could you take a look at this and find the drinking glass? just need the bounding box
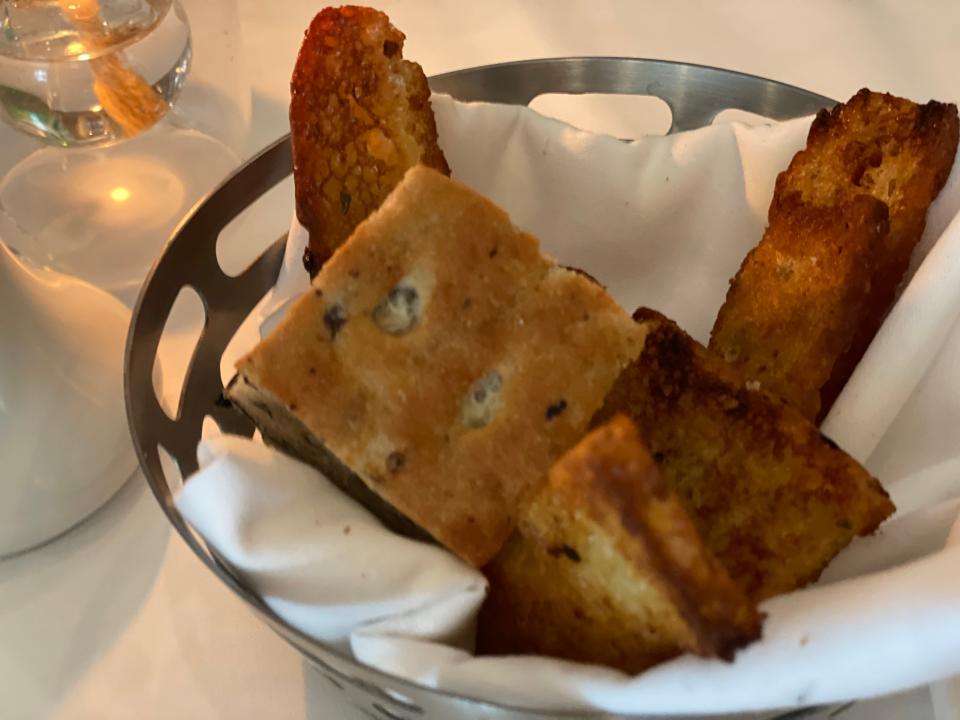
[0,0,250,301]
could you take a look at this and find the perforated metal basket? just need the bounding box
[124,58,840,720]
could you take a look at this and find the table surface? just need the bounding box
[3,1,959,718]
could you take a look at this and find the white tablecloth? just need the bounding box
[2,1,959,718]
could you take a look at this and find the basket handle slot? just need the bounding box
[216,176,295,278]
[126,136,292,493]
[528,92,673,138]
[428,56,833,133]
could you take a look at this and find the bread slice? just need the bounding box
[479,415,762,673]
[229,166,647,568]
[711,89,958,420]
[594,309,895,601]
[708,194,888,420]
[290,6,450,273]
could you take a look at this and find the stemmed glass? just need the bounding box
[0,0,250,300]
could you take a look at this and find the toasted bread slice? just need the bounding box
[230,167,647,568]
[291,6,450,273]
[479,415,762,673]
[711,90,958,420]
[709,195,888,420]
[594,309,895,601]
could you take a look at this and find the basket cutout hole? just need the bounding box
[201,415,223,442]
[713,108,775,128]
[217,174,294,277]
[153,285,206,420]
[157,443,184,493]
[219,300,262,388]
[529,93,672,139]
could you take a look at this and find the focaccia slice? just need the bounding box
[479,416,762,673]
[709,195,888,420]
[711,89,958,420]
[230,167,646,567]
[291,6,450,273]
[595,308,895,601]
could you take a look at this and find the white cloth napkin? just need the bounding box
[177,95,960,715]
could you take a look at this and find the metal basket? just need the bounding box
[125,58,839,720]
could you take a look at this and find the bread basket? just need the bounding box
[124,57,841,720]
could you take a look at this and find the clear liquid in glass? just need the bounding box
[0,0,191,146]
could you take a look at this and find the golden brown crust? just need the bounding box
[710,194,888,420]
[798,90,959,416]
[479,416,762,673]
[710,89,958,420]
[594,309,895,601]
[234,167,646,568]
[290,6,450,272]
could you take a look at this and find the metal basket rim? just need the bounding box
[428,54,835,105]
